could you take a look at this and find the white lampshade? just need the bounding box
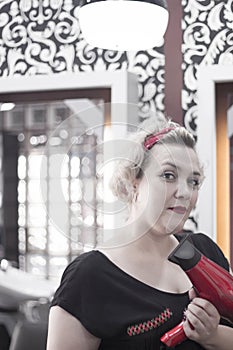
[78,0,169,51]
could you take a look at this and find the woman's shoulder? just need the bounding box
[72,250,101,266]
[51,250,109,306]
[51,250,118,338]
[63,250,105,278]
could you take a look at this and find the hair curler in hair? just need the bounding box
[160,234,233,347]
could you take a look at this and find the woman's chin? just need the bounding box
[164,223,185,235]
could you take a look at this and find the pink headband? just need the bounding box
[144,127,176,150]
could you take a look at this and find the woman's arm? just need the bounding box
[201,325,233,350]
[46,306,101,350]
[183,297,233,350]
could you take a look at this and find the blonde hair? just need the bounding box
[109,116,197,203]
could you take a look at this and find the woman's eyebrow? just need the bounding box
[193,171,202,176]
[162,161,201,176]
[162,161,177,169]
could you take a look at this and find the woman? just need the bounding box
[46,117,233,350]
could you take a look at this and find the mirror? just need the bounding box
[0,72,138,280]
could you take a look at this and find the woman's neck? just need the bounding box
[126,230,179,261]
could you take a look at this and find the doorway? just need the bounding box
[197,66,233,267]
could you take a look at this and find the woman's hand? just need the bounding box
[183,290,221,347]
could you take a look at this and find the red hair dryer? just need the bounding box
[160,234,233,347]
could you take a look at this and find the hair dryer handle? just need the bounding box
[160,320,187,347]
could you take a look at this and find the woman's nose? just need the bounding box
[174,180,191,199]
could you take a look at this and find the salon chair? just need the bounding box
[9,320,48,350]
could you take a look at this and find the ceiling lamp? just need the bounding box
[78,0,169,51]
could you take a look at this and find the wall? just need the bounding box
[1,1,232,125]
[181,0,233,231]
[0,0,166,120]
[182,0,233,137]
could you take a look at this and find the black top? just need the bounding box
[51,233,232,349]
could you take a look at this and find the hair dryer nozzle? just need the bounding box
[168,234,201,271]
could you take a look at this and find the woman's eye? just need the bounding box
[161,172,176,181]
[188,178,200,189]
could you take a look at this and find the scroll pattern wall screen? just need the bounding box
[0,0,166,119]
[182,0,233,137]
[0,2,232,132]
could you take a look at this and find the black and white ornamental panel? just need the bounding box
[0,0,166,119]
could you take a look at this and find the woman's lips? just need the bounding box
[168,206,186,214]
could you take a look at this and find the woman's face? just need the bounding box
[134,143,202,236]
